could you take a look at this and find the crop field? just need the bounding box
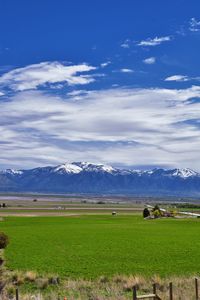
[1,214,200,279]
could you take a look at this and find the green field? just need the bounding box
[1,215,200,279]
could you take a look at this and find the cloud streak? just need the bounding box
[165,75,200,82]
[0,61,96,91]
[138,36,172,46]
[1,86,200,169]
[120,39,130,48]
[189,17,200,32]
[165,75,189,82]
[120,68,134,73]
[143,57,156,64]
[100,61,111,68]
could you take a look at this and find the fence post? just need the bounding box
[153,283,157,298]
[133,285,137,300]
[195,278,199,300]
[169,282,173,300]
[16,288,19,300]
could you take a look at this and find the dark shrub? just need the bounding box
[97,201,105,204]
[0,232,9,249]
[143,208,150,218]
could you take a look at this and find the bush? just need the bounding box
[36,277,49,289]
[153,209,161,218]
[97,201,105,204]
[143,208,150,218]
[0,232,9,249]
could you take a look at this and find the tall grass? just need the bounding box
[0,273,199,300]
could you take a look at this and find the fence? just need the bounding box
[10,277,200,300]
[132,278,199,300]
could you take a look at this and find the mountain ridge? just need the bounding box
[0,162,200,196]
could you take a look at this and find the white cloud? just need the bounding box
[1,86,200,169]
[0,61,96,91]
[189,17,200,32]
[138,36,172,46]
[100,61,111,68]
[143,57,156,64]
[120,68,134,73]
[165,75,200,82]
[120,39,130,48]
[0,91,4,96]
[165,75,189,82]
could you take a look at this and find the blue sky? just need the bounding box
[1,0,200,170]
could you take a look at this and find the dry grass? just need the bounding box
[24,271,38,283]
[0,274,199,299]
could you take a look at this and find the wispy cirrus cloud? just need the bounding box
[120,68,134,73]
[100,61,111,68]
[189,17,200,32]
[143,57,156,64]
[165,75,200,82]
[1,86,200,169]
[176,18,200,36]
[0,61,96,91]
[165,75,189,82]
[138,36,172,46]
[120,39,130,48]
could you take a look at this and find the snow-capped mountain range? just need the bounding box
[0,162,200,196]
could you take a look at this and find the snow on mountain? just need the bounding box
[53,163,82,174]
[71,162,117,173]
[0,169,23,175]
[170,168,199,178]
[140,168,199,178]
[50,162,117,174]
[0,164,199,178]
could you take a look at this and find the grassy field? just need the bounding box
[1,215,200,279]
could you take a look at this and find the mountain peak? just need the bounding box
[72,162,117,173]
[171,168,198,178]
[53,163,82,174]
[52,162,117,174]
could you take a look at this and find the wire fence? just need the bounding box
[7,277,200,300]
